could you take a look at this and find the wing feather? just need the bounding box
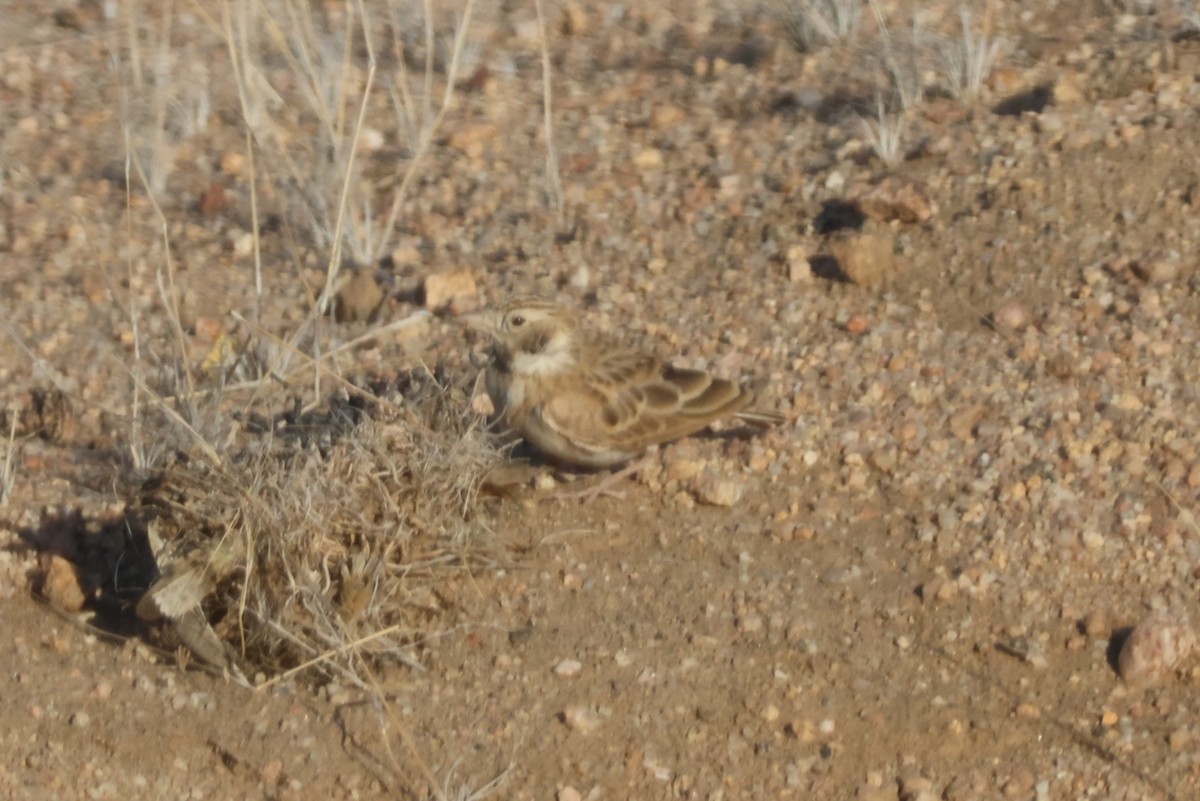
[564,350,759,452]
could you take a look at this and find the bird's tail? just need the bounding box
[734,409,787,428]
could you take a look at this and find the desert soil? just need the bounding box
[3,0,1200,799]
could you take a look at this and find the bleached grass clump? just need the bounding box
[774,0,863,52]
[139,368,502,687]
[939,8,1003,101]
[858,97,906,168]
[113,3,214,200]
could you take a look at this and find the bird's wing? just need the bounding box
[541,350,754,452]
[524,382,637,467]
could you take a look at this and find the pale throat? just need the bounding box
[510,330,575,378]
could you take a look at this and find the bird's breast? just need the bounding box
[503,375,526,413]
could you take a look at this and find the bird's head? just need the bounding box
[470,297,579,376]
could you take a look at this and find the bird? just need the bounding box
[470,296,785,474]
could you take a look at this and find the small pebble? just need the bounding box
[1082,610,1109,638]
[692,474,743,507]
[1169,728,1191,751]
[787,245,813,283]
[850,177,937,223]
[423,269,479,314]
[562,705,601,733]
[993,301,1030,331]
[832,232,896,288]
[845,314,871,335]
[1131,250,1181,284]
[1015,702,1040,719]
[553,658,583,677]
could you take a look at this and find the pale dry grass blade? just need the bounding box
[534,0,563,215]
[377,0,478,261]
[1,406,17,506]
[216,1,267,321]
[255,621,418,690]
[314,2,378,321]
[859,97,906,167]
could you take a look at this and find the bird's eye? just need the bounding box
[510,314,525,327]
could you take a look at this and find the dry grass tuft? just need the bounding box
[858,96,906,167]
[773,0,862,52]
[133,366,502,687]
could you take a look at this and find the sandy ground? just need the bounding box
[3,0,1200,798]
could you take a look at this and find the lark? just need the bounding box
[471,297,784,485]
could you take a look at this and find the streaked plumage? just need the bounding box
[473,297,785,468]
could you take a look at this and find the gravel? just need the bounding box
[4,0,1200,798]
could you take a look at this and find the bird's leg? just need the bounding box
[547,453,657,504]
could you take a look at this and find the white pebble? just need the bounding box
[693,475,744,507]
[554,658,583,677]
[562,705,601,733]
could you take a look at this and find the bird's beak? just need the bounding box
[463,310,500,338]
